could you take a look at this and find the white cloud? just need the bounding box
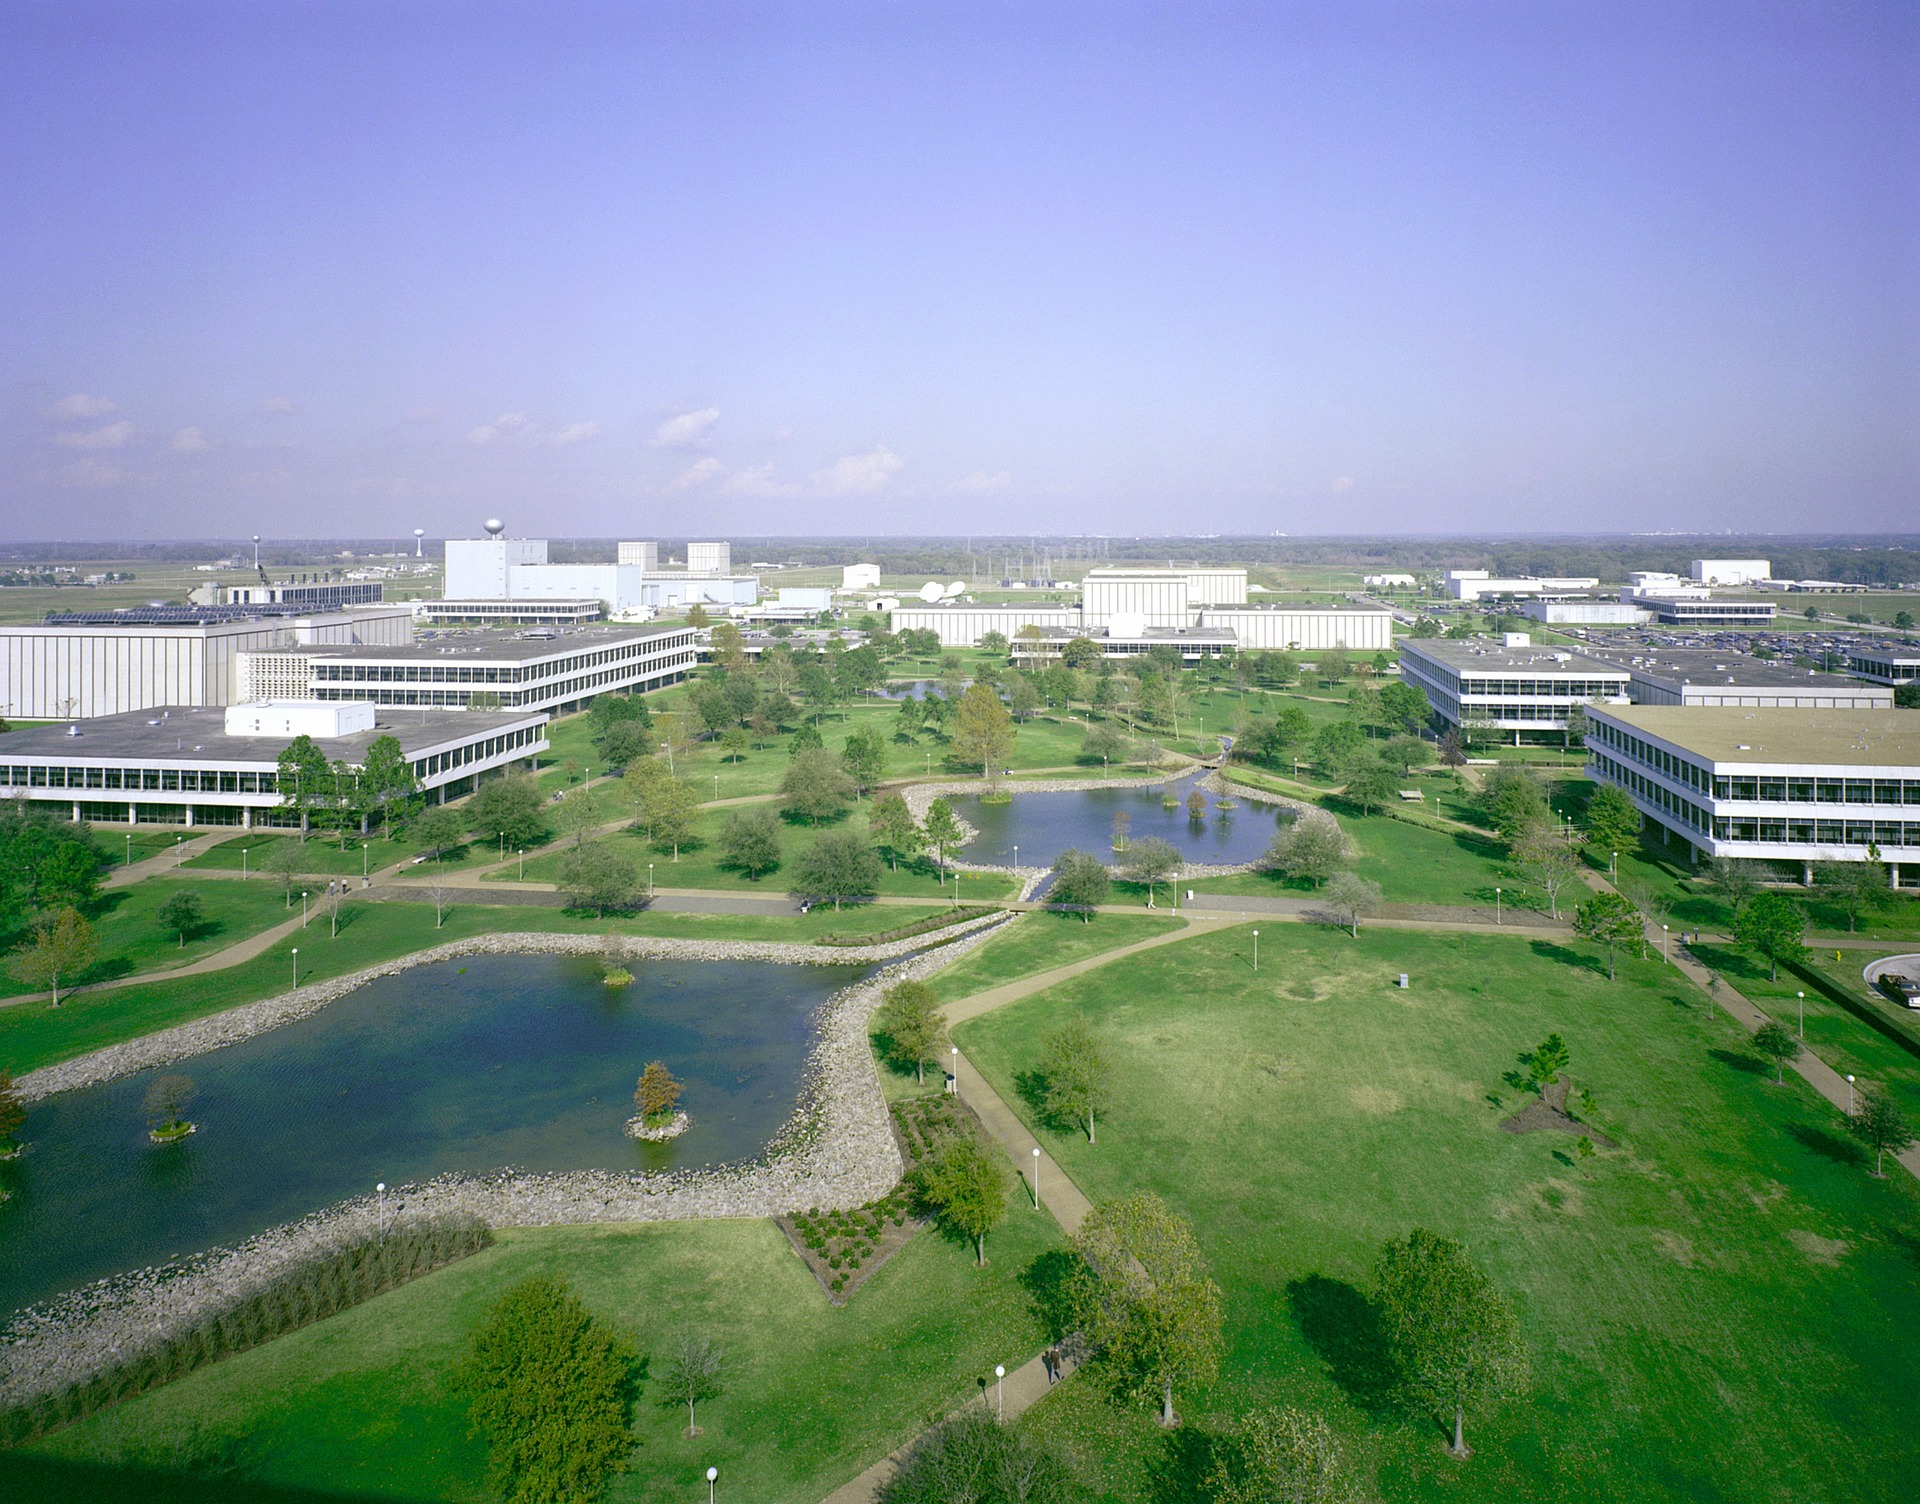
[649,408,719,448]
[466,411,596,448]
[1332,475,1356,493]
[951,470,1012,494]
[47,392,117,419]
[666,456,729,491]
[813,445,904,495]
[259,396,297,415]
[172,427,211,453]
[54,420,136,449]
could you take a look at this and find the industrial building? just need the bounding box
[412,599,605,627]
[886,602,1084,646]
[842,563,882,590]
[1009,625,1238,663]
[1518,599,1651,625]
[1584,705,1920,882]
[1575,647,1892,709]
[1397,637,1632,741]
[0,604,416,720]
[296,623,697,715]
[440,523,757,617]
[1634,595,1778,627]
[1444,570,1600,602]
[0,701,548,828]
[1191,605,1393,651]
[1691,559,1771,586]
[188,580,386,611]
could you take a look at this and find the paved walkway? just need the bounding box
[102,831,229,889]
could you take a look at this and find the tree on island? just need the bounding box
[790,827,883,911]
[1050,849,1111,922]
[1039,1015,1110,1144]
[143,1073,198,1136]
[1849,1090,1915,1178]
[1572,891,1642,981]
[914,1135,1008,1266]
[876,980,946,1084]
[634,1061,683,1125]
[718,807,783,879]
[456,1277,637,1504]
[1751,1022,1800,1083]
[157,889,205,948]
[1120,836,1182,908]
[1374,1227,1530,1459]
[7,906,95,1007]
[658,1332,723,1436]
[1070,1190,1223,1428]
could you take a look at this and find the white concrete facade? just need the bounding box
[1399,638,1631,738]
[1691,558,1771,586]
[0,608,415,720]
[889,603,1082,646]
[842,563,882,590]
[1081,571,1193,628]
[686,542,731,575]
[1444,570,1601,601]
[617,541,660,569]
[445,535,548,599]
[1586,705,1920,878]
[1193,606,1394,651]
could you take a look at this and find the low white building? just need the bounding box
[0,702,548,828]
[1577,647,1892,709]
[1192,605,1394,651]
[1585,704,1920,882]
[1634,595,1778,627]
[889,602,1082,646]
[1518,599,1651,625]
[1362,573,1417,589]
[1444,570,1601,602]
[842,563,882,590]
[1846,649,1920,687]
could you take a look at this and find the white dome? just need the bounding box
[918,581,943,603]
[483,518,505,537]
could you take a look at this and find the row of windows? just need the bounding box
[1715,818,1920,848]
[1459,678,1625,698]
[1591,722,1920,805]
[413,726,540,778]
[1589,753,1710,834]
[312,638,685,686]
[315,661,688,710]
[2,765,275,793]
[1590,722,1711,792]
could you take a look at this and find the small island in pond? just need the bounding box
[625,1059,689,1141]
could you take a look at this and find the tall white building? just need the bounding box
[617,541,660,569]
[434,522,756,616]
[842,563,882,590]
[687,541,731,575]
[1691,559,1771,586]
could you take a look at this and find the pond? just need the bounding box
[950,772,1288,870]
[873,679,967,700]
[0,952,869,1315]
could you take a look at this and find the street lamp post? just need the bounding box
[1031,1146,1041,1211]
[713,773,719,802]
[951,1046,960,1098]
[1797,990,1805,1038]
[291,947,298,988]
[1611,850,1618,881]
[1252,928,1259,971]
[301,890,309,927]
[1494,886,1501,924]
[376,1181,388,1239]
[125,832,132,867]
[707,1466,718,1504]
[242,847,250,880]
[649,863,655,897]
[1847,1074,1856,1114]
[1662,923,1669,961]
[363,842,370,878]
[995,1364,1006,1419]
[519,848,525,880]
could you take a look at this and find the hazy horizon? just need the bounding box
[3,1,1915,542]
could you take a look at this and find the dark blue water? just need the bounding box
[951,773,1287,867]
[0,954,867,1314]
[875,679,965,700]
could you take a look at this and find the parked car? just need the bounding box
[1877,973,1920,1008]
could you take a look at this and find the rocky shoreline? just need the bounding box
[1,917,1013,1406]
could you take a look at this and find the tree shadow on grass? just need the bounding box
[1527,940,1608,981]
[1709,1048,1769,1077]
[1017,1249,1082,1344]
[1285,1275,1396,1415]
[1786,1122,1866,1168]
[1145,1424,1224,1504]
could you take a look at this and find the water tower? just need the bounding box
[251,534,261,570]
[413,528,425,558]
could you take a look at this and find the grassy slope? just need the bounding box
[922,912,1185,1007]
[957,924,1920,1504]
[1188,807,1510,907]
[27,1194,1063,1504]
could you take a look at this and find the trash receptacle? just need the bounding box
[1398,973,1410,989]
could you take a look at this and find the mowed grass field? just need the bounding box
[19,1181,1063,1503]
[956,925,1920,1504]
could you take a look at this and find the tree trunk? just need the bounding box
[1451,1404,1469,1457]
[975,1231,985,1266]
[1161,1379,1176,1427]
[1087,1110,1096,1145]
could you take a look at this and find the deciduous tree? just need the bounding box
[558,844,640,917]
[1815,857,1891,933]
[1039,1015,1109,1143]
[869,794,922,872]
[1510,824,1579,919]
[780,748,856,825]
[1323,871,1383,937]
[876,980,945,1083]
[357,733,421,835]
[456,1277,638,1504]
[7,906,95,1005]
[157,889,204,948]
[411,807,468,863]
[1119,836,1181,908]
[658,1332,723,1436]
[1261,810,1354,890]
[1849,1090,1914,1177]
[469,775,548,852]
[1572,891,1642,980]
[276,734,335,840]
[790,827,882,910]
[1733,891,1808,981]
[1049,849,1111,921]
[914,1136,1008,1266]
[1374,1227,1530,1459]
[840,724,889,794]
[634,1061,683,1123]
[1703,856,1765,920]
[923,799,964,878]
[1751,1021,1800,1083]
[0,1068,23,1155]
[951,683,1016,780]
[1206,1405,1359,1504]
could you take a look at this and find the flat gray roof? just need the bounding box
[0,706,545,765]
[308,624,689,663]
[1577,646,1870,689]
[1399,638,1629,676]
[1591,705,1920,768]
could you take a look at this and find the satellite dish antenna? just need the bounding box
[483,518,505,537]
[918,581,943,603]
[944,581,966,598]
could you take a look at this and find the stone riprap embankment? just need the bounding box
[1,917,1013,1406]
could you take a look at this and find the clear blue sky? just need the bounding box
[2,1,1914,540]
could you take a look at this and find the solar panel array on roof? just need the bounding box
[41,604,315,625]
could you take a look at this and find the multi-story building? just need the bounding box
[617,541,660,569]
[1691,558,1772,586]
[1397,637,1631,741]
[1192,605,1393,651]
[1444,570,1600,602]
[441,523,757,616]
[0,701,547,828]
[686,541,731,575]
[187,580,385,610]
[1634,595,1778,627]
[1846,648,1920,687]
[0,605,415,720]
[1584,705,1920,883]
[1009,625,1238,663]
[1576,647,1892,710]
[411,600,605,628]
[302,624,697,715]
[886,602,1083,646]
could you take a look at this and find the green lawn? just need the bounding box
[0,878,295,999]
[1612,837,1920,942]
[498,812,1019,901]
[1188,804,1512,908]
[957,924,1920,1504]
[922,911,1185,1006]
[0,897,966,1078]
[183,828,518,879]
[23,1208,1064,1504]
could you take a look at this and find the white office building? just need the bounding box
[1444,570,1600,602]
[0,702,548,828]
[1576,647,1892,710]
[1398,637,1632,741]
[0,605,415,720]
[842,563,882,591]
[888,602,1082,646]
[1846,649,1920,687]
[1585,705,1920,882]
[617,541,660,569]
[1635,595,1778,627]
[1193,605,1393,651]
[1081,570,1195,629]
[440,522,757,616]
[1519,599,1651,625]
